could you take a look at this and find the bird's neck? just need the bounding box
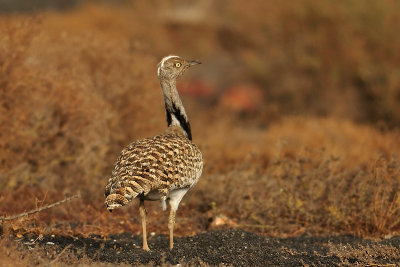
[160,78,192,141]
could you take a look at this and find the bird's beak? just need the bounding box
[188,60,201,66]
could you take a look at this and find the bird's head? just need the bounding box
[157,55,201,80]
[105,193,128,212]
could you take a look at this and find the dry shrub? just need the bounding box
[0,13,161,192]
[0,8,170,239]
[196,117,400,236]
[0,20,111,202]
[0,15,157,235]
[267,154,399,235]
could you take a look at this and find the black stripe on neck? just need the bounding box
[165,103,192,141]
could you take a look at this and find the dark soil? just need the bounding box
[20,229,400,266]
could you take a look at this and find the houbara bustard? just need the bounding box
[105,55,203,251]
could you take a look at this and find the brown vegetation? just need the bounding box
[0,0,400,265]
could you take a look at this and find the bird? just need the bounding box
[105,55,203,251]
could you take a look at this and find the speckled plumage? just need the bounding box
[105,126,202,208]
[104,55,203,251]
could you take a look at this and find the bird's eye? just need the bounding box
[175,63,181,68]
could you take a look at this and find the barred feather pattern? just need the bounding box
[105,125,203,210]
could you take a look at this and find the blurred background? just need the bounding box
[0,0,399,238]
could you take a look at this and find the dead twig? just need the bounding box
[0,194,80,222]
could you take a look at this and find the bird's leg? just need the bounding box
[139,199,150,251]
[168,208,176,250]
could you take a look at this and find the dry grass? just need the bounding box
[196,117,400,236]
[0,0,399,256]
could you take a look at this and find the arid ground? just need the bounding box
[1,229,395,266]
[1,1,400,266]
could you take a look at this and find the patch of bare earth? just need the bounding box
[5,229,397,266]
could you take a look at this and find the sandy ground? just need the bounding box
[18,229,400,266]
